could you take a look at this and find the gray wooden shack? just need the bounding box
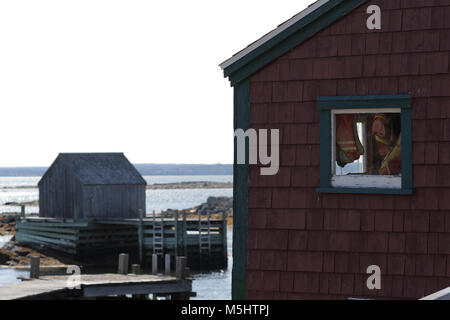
[38,153,147,219]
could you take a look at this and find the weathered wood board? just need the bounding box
[0,273,191,300]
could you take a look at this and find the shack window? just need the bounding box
[317,95,412,195]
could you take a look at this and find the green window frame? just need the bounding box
[316,94,413,195]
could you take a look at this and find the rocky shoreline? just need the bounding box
[0,215,15,235]
[159,196,233,216]
[0,215,66,267]
[0,242,65,267]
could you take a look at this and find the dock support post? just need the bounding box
[132,264,141,275]
[74,205,79,220]
[138,209,144,264]
[30,256,40,279]
[176,256,187,280]
[174,211,179,257]
[118,253,129,275]
[152,254,158,275]
[182,210,187,257]
[165,254,171,275]
[222,211,228,269]
[20,205,25,218]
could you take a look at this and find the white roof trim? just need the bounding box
[219,0,330,70]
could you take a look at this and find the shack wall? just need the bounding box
[246,0,450,299]
[82,184,146,219]
[39,159,79,219]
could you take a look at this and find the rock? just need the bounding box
[0,249,14,264]
[196,196,233,215]
[158,196,233,218]
[14,248,30,257]
[2,242,14,251]
[1,215,16,224]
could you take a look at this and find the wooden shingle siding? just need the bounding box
[246,0,450,299]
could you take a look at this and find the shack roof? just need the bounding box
[39,153,147,186]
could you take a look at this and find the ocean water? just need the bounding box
[0,175,233,299]
[192,226,232,300]
[0,175,233,214]
[0,268,28,287]
[0,235,29,287]
[0,235,12,248]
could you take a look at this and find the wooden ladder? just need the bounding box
[198,211,211,257]
[152,210,164,256]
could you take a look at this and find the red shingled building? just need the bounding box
[221,0,450,299]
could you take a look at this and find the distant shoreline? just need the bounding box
[0,164,233,177]
[1,181,233,191]
[147,181,232,189]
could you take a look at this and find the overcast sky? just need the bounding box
[0,0,312,167]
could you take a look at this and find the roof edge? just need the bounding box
[38,154,61,187]
[58,152,125,156]
[220,0,369,86]
[219,0,330,70]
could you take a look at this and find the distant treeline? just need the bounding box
[0,164,233,177]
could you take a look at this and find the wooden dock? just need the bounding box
[0,273,194,300]
[15,211,228,269]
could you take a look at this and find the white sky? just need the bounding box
[0,0,312,167]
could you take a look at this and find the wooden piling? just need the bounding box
[152,254,158,275]
[176,256,187,280]
[174,211,179,257]
[74,205,80,220]
[118,253,129,275]
[182,210,187,257]
[222,211,228,268]
[132,264,141,275]
[138,209,144,264]
[20,205,25,218]
[30,256,40,279]
[165,254,171,275]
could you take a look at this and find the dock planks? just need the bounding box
[0,273,192,300]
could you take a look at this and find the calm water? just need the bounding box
[0,175,232,214]
[0,235,12,248]
[0,235,28,287]
[0,175,233,299]
[192,226,232,300]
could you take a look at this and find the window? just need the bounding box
[316,95,412,195]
